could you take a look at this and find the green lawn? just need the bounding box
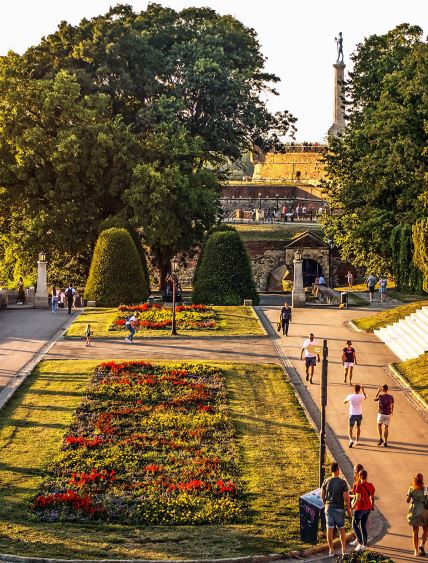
[353,300,428,332]
[393,353,428,405]
[233,223,322,241]
[65,306,265,338]
[0,359,320,559]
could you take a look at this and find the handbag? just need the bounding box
[277,322,281,332]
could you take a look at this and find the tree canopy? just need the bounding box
[0,4,296,287]
[322,24,428,281]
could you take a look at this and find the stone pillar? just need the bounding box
[328,62,346,137]
[292,251,305,308]
[35,259,49,308]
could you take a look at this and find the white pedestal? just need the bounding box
[292,256,305,308]
[35,260,49,309]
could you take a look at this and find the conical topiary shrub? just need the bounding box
[192,229,259,305]
[193,224,236,289]
[84,228,149,306]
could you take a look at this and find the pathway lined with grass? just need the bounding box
[0,359,319,559]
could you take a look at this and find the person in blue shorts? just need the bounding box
[322,462,352,557]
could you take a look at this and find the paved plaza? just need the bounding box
[0,303,427,562]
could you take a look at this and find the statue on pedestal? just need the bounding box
[335,32,344,63]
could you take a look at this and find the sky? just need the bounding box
[1,1,427,142]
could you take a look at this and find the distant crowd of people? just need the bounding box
[50,284,81,314]
[249,203,328,223]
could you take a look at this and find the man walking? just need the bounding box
[367,273,377,302]
[342,340,357,385]
[65,284,75,315]
[321,462,352,557]
[300,333,320,384]
[374,384,394,447]
[279,302,292,336]
[344,384,367,447]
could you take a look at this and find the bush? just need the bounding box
[413,217,428,293]
[192,230,259,305]
[99,214,150,290]
[341,551,393,562]
[84,228,149,306]
[390,224,423,293]
[193,224,236,288]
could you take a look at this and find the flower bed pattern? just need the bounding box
[34,360,245,524]
[111,303,217,331]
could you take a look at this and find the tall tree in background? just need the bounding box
[322,25,427,281]
[0,3,296,286]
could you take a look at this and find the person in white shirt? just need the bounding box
[300,333,321,384]
[125,314,137,343]
[344,384,367,448]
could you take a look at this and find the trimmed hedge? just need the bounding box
[193,224,236,289]
[84,228,149,306]
[192,229,259,305]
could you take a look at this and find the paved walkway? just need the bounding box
[0,308,74,390]
[263,304,428,562]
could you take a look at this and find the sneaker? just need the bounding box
[310,378,313,384]
[419,546,426,556]
[349,440,354,448]
[349,539,358,546]
[328,552,335,557]
[383,442,388,447]
[355,440,360,446]
[355,544,366,552]
[377,438,384,446]
[124,338,129,341]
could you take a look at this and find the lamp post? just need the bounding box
[170,256,179,336]
[35,250,49,309]
[327,239,334,288]
[319,339,328,487]
[276,194,279,211]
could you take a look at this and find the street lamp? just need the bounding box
[276,194,279,211]
[170,256,179,336]
[39,251,47,262]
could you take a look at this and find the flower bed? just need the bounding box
[111,303,217,331]
[34,360,245,524]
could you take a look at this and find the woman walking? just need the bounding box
[342,340,357,385]
[17,276,25,305]
[407,473,428,557]
[51,286,58,314]
[352,469,375,552]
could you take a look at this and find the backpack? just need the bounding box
[125,315,132,324]
[66,287,73,298]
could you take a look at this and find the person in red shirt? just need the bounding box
[352,469,375,551]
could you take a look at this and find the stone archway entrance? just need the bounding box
[302,258,322,287]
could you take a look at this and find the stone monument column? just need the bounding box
[292,250,305,308]
[35,253,49,309]
[328,62,346,137]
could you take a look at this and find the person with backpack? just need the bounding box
[279,302,292,336]
[125,314,136,343]
[351,469,375,552]
[65,284,75,314]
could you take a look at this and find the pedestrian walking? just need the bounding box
[367,273,377,302]
[342,340,357,385]
[321,462,352,558]
[279,302,292,336]
[406,473,428,557]
[346,271,354,289]
[65,284,75,314]
[379,277,387,302]
[344,384,367,448]
[300,333,320,384]
[51,286,58,314]
[351,469,375,552]
[125,314,136,343]
[85,323,93,347]
[374,384,394,447]
[17,276,25,305]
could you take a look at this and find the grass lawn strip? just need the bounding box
[0,359,319,559]
[65,306,265,338]
[353,300,428,332]
[393,353,428,405]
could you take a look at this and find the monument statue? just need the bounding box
[335,32,344,63]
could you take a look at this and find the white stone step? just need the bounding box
[397,319,428,353]
[375,326,414,361]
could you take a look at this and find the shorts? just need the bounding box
[379,288,386,294]
[349,414,363,427]
[343,362,354,368]
[377,413,391,425]
[326,508,345,529]
[368,286,375,293]
[305,356,317,368]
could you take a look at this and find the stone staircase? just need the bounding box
[374,306,428,361]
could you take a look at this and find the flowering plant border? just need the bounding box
[110,304,217,331]
[34,360,245,524]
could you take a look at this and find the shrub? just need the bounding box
[413,217,428,293]
[84,228,149,306]
[192,230,259,305]
[99,214,150,290]
[192,224,236,289]
[390,224,423,293]
[341,551,393,562]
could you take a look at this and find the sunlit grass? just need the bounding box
[353,300,428,332]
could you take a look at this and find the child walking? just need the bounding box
[85,323,93,347]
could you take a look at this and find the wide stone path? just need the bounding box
[263,304,428,562]
[0,308,71,391]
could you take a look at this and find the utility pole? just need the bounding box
[319,339,328,487]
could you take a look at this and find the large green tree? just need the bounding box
[322,25,428,278]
